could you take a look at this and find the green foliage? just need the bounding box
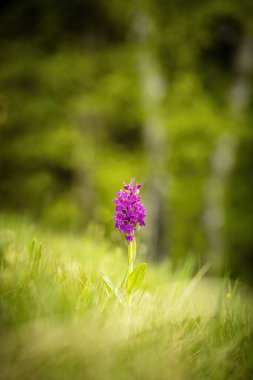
[126,262,147,295]
[0,0,253,281]
[101,238,147,306]
[0,217,253,380]
[100,271,126,306]
[225,123,253,284]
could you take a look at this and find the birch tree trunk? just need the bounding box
[133,14,169,260]
[203,37,253,269]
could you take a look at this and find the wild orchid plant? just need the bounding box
[101,179,147,306]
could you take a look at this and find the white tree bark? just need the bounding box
[203,37,253,269]
[134,13,170,260]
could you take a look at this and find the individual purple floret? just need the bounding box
[113,178,147,242]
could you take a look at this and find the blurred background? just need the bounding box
[0,0,253,284]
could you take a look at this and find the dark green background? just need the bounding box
[0,0,253,283]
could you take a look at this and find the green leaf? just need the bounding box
[100,271,126,306]
[30,242,42,272]
[126,263,147,295]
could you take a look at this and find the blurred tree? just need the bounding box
[132,11,169,261]
[0,0,253,282]
[203,36,253,271]
[225,36,253,284]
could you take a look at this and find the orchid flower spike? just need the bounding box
[113,178,147,242]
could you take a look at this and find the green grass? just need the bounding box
[0,215,253,380]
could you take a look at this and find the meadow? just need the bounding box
[0,215,252,380]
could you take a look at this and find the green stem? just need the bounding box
[128,236,136,275]
[133,237,136,264]
[126,236,136,306]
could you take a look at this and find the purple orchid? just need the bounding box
[113,179,147,242]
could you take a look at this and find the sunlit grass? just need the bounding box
[0,215,252,380]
